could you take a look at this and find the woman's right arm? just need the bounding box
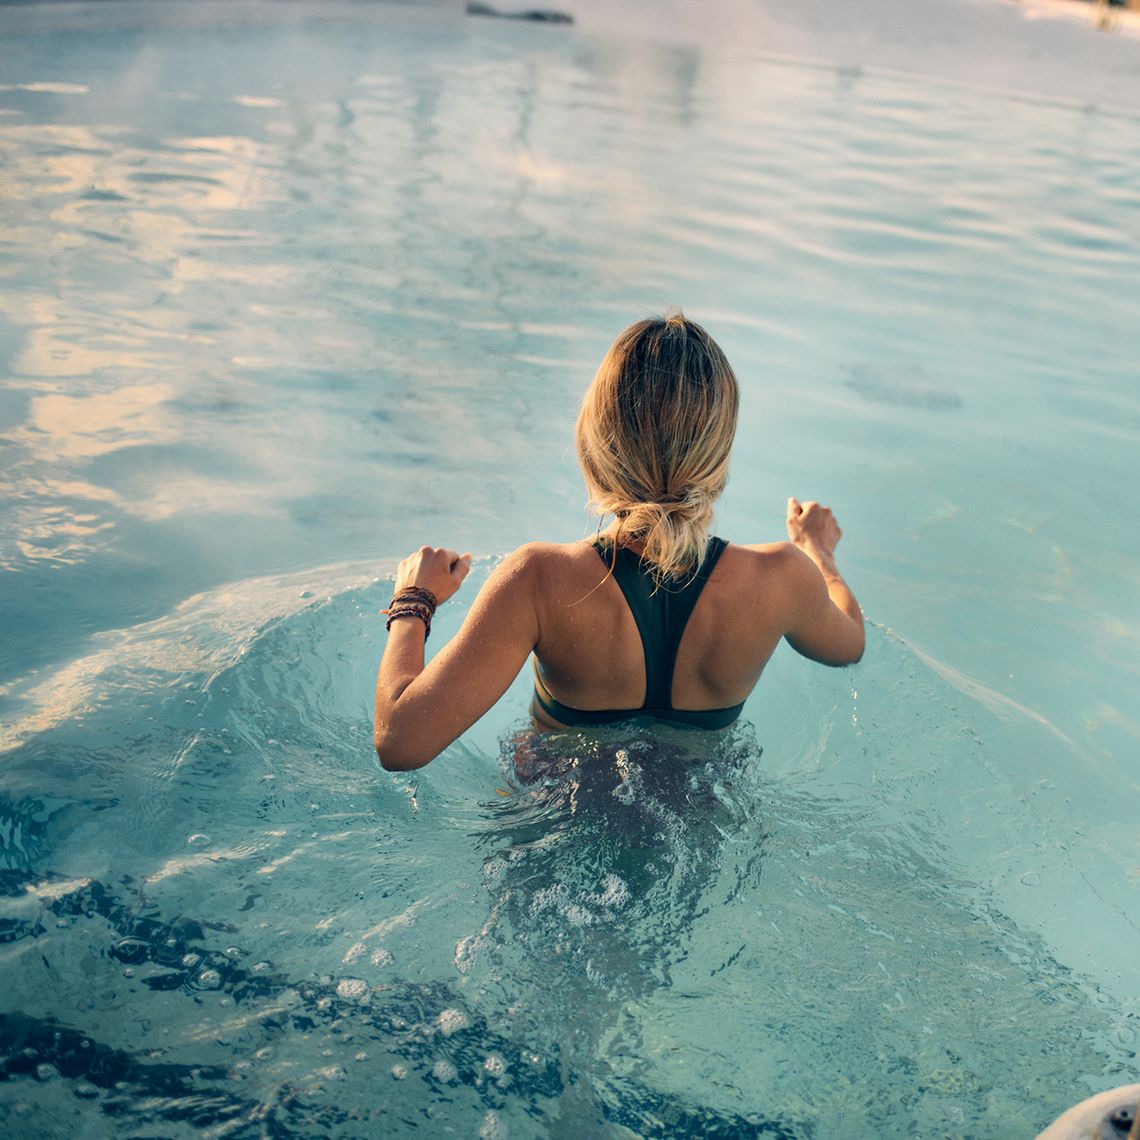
[780,497,865,666]
[374,545,540,771]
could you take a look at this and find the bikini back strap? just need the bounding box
[593,537,728,710]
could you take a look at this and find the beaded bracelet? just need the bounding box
[386,603,433,638]
[389,586,438,611]
[382,586,439,639]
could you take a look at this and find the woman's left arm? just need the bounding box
[373,545,540,771]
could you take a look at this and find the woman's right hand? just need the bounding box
[394,545,472,604]
[786,497,841,570]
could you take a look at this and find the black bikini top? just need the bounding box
[532,536,745,730]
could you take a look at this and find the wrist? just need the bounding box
[796,539,837,575]
[383,586,438,639]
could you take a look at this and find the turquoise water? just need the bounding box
[1,2,1138,1135]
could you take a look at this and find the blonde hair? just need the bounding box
[576,311,739,582]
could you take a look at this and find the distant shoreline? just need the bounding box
[1016,0,1140,33]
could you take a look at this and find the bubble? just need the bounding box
[336,978,368,1002]
[596,874,629,908]
[317,1065,347,1081]
[110,937,149,965]
[186,833,211,848]
[255,1047,275,1062]
[479,1109,507,1139]
[195,969,223,990]
[370,948,394,968]
[34,1063,58,1082]
[432,1059,458,1082]
[181,953,202,969]
[1019,871,1041,886]
[252,960,272,973]
[529,884,566,915]
[484,1053,505,1077]
[342,943,366,965]
[391,1064,408,1080]
[454,934,481,974]
[355,1051,369,1062]
[73,1083,99,1099]
[437,1008,469,1036]
[223,946,244,960]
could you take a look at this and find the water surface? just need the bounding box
[1,2,1138,1135]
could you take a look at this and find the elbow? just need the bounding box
[375,746,408,772]
[373,728,430,772]
[841,626,866,666]
[819,630,865,668]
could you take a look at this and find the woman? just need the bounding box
[374,313,864,771]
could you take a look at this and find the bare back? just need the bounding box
[530,539,798,724]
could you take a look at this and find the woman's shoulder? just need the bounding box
[717,539,805,591]
[495,539,602,579]
[723,538,799,565]
[506,538,598,560]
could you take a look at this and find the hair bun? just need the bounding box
[576,312,739,582]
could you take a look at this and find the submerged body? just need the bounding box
[373,314,864,770]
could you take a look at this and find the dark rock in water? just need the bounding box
[466,2,574,24]
[845,365,963,411]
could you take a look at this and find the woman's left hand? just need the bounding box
[394,546,472,604]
